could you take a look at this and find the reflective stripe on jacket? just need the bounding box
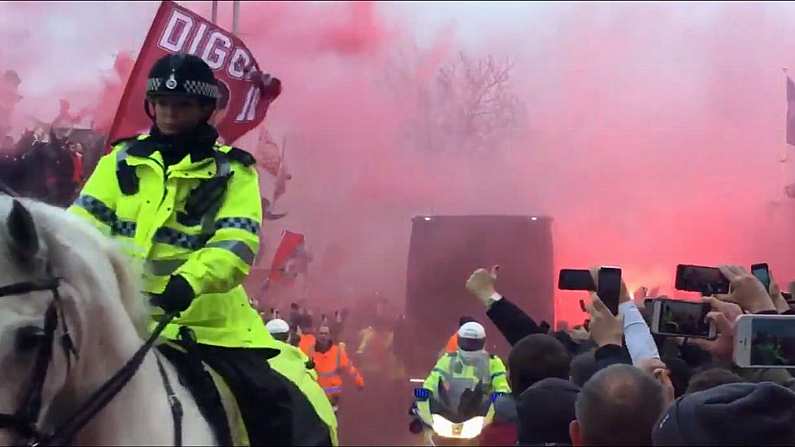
[68,134,264,347]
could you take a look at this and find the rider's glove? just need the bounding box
[150,275,195,313]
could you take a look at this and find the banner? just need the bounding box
[107,0,280,147]
[268,230,310,285]
[252,128,291,220]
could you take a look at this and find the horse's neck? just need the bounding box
[62,307,213,445]
[60,305,163,444]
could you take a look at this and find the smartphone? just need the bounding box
[558,269,596,291]
[675,264,730,295]
[650,298,716,339]
[734,314,795,369]
[597,267,622,316]
[751,263,771,292]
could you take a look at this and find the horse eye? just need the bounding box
[16,325,46,352]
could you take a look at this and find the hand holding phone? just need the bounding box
[585,296,623,346]
[718,265,776,314]
[559,267,621,315]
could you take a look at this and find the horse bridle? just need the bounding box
[0,277,75,445]
[0,275,177,446]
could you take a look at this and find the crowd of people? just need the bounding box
[421,264,795,446]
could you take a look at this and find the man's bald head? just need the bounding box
[572,364,667,445]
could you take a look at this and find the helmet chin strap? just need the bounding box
[143,97,216,126]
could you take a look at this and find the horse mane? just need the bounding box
[25,199,151,337]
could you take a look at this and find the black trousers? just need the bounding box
[196,345,295,446]
[161,331,331,447]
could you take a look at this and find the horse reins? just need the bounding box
[0,275,180,446]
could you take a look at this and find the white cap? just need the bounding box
[266,318,290,335]
[458,322,486,339]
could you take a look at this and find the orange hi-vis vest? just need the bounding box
[445,332,458,354]
[311,344,364,397]
[299,334,317,357]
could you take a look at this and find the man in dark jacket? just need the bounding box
[465,266,631,366]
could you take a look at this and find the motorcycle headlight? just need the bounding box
[431,414,454,437]
[431,415,485,439]
[459,416,485,439]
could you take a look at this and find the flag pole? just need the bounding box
[782,67,790,201]
[280,135,288,171]
[232,0,240,35]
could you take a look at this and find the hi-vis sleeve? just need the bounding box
[68,148,123,237]
[175,162,262,296]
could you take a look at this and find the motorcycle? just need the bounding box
[408,379,505,446]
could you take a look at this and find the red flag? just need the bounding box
[106,0,280,148]
[256,130,282,177]
[268,230,308,284]
[252,129,290,219]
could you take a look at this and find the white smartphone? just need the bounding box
[650,298,716,339]
[734,314,795,369]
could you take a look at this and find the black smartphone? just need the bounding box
[751,263,771,292]
[598,267,622,315]
[651,299,716,339]
[675,264,730,295]
[558,269,595,291]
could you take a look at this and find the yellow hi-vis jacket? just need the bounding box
[423,351,511,396]
[266,339,339,446]
[68,134,265,347]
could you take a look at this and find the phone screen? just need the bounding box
[675,264,730,295]
[558,269,595,291]
[751,263,771,291]
[750,318,795,367]
[657,300,712,337]
[598,267,621,316]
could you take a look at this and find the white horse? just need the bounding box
[0,196,216,445]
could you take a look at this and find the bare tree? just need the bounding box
[384,49,525,154]
[434,52,525,153]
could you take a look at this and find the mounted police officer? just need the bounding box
[68,53,329,445]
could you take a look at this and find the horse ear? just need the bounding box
[7,199,39,262]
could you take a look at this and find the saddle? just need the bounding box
[158,327,333,446]
[157,341,248,446]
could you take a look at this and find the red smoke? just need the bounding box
[3,1,795,327]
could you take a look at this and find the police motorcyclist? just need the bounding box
[422,321,511,403]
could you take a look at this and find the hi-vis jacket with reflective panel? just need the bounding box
[423,351,511,396]
[68,134,265,348]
